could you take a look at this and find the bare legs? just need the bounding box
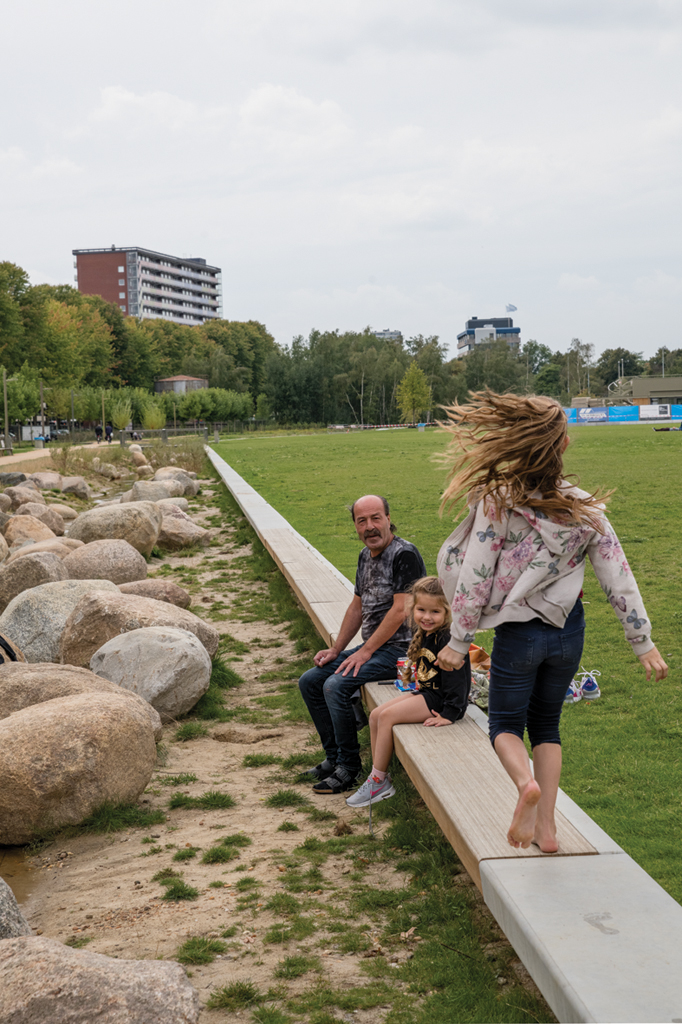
[531,742,561,853]
[369,693,431,773]
[493,733,561,851]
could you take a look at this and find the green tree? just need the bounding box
[464,338,525,394]
[534,362,564,399]
[110,395,132,430]
[396,362,431,423]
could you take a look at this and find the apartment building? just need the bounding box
[72,246,222,325]
[456,316,521,355]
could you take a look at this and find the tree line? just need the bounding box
[0,259,668,426]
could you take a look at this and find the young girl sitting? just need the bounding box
[435,390,668,852]
[345,576,471,808]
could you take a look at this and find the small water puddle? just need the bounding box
[0,847,36,905]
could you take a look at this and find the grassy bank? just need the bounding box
[213,426,682,904]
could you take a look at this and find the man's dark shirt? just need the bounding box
[354,536,426,651]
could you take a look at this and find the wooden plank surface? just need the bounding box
[364,683,597,890]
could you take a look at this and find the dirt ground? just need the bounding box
[3,471,549,1024]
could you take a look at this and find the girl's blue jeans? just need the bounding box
[488,600,585,749]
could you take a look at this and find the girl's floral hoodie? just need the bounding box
[436,484,653,656]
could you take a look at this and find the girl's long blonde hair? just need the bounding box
[404,577,451,682]
[439,390,610,529]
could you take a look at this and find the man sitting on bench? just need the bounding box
[298,494,426,795]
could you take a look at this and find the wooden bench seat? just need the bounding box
[363,682,596,889]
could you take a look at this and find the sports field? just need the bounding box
[215,426,682,902]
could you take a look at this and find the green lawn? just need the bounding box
[214,426,682,903]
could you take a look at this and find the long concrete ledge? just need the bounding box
[207,445,682,1024]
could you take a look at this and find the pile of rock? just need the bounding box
[0,467,220,842]
[0,463,214,1021]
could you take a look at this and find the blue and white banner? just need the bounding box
[577,406,608,423]
[563,408,577,423]
[672,405,682,418]
[608,406,639,422]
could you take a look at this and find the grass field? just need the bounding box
[214,426,682,903]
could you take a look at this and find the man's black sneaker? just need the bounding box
[312,766,359,795]
[303,759,336,782]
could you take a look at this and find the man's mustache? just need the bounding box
[364,529,381,538]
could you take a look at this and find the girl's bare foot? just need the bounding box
[532,823,558,854]
[507,779,541,848]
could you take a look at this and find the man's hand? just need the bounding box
[314,647,340,668]
[423,710,453,727]
[337,647,372,678]
[435,647,466,672]
[637,646,668,681]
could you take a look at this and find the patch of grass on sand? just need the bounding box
[274,954,320,979]
[157,773,198,786]
[243,754,282,767]
[169,790,236,810]
[174,722,208,742]
[175,936,227,964]
[206,980,262,1011]
[265,789,310,809]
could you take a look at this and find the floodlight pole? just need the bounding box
[70,389,75,435]
[40,379,45,437]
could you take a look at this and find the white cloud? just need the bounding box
[559,274,601,292]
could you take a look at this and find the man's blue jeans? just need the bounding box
[298,643,404,774]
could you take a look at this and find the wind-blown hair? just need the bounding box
[404,577,451,684]
[439,390,610,529]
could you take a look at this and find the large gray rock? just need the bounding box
[0,472,26,487]
[157,506,210,551]
[15,502,65,536]
[0,553,69,614]
[0,937,199,1023]
[0,493,11,512]
[0,692,157,845]
[130,480,183,502]
[0,533,8,565]
[5,515,56,549]
[47,502,78,520]
[154,467,200,496]
[63,539,147,585]
[59,591,220,667]
[27,471,62,491]
[6,538,83,563]
[0,662,162,740]
[61,475,92,501]
[118,578,191,608]
[67,501,162,557]
[90,627,212,722]
[0,879,32,940]
[4,486,45,511]
[0,579,119,663]
[156,495,189,512]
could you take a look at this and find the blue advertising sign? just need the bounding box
[576,406,608,423]
[608,406,639,422]
[563,408,577,423]
[671,405,682,418]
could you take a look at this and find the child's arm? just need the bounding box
[586,516,668,681]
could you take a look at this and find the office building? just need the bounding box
[72,246,222,325]
[456,316,521,356]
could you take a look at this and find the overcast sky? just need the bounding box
[2,0,681,358]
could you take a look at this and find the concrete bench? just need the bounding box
[206,445,682,1024]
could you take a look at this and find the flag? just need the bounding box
[506,303,517,312]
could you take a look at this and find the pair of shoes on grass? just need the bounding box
[565,669,601,704]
